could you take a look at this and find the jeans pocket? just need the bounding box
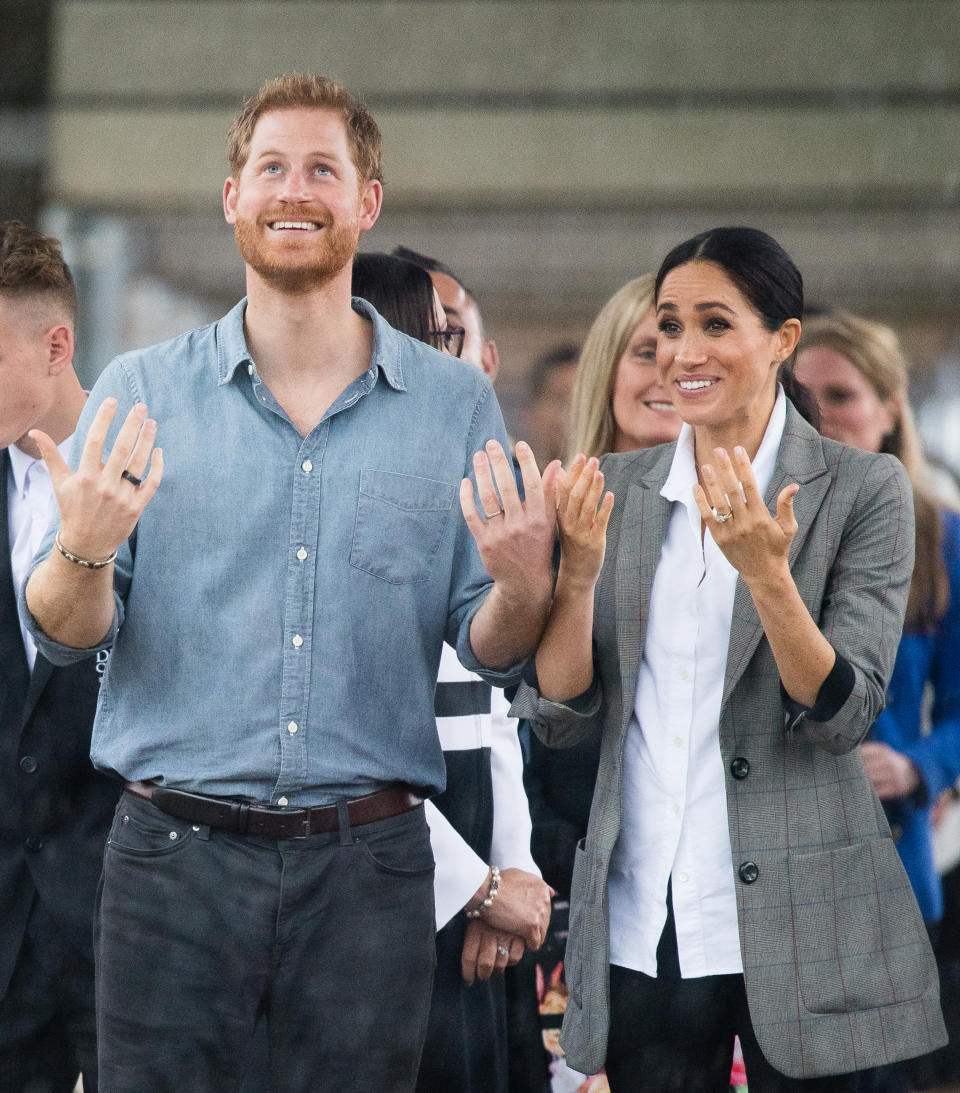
[107,794,200,857]
[356,809,436,878]
[350,469,458,584]
[789,839,933,1014]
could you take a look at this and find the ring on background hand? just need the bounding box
[121,469,143,487]
[715,508,734,523]
[496,945,509,957]
[484,509,504,519]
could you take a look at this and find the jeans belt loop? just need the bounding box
[336,799,353,845]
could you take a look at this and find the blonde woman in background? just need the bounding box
[796,309,960,930]
[566,274,682,463]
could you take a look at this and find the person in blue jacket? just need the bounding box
[797,308,960,929]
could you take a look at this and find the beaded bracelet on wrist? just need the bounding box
[465,865,501,919]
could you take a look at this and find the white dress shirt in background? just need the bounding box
[7,435,73,671]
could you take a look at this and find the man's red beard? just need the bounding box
[233,209,359,293]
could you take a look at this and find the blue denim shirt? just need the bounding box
[24,298,518,803]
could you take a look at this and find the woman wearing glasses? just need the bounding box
[513,227,946,1091]
[352,252,465,358]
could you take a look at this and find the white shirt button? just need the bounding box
[247,363,254,376]
[678,871,689,884]
[292,635,303,648]
[296,547,308,561]
[302,460,313,474]
[287,721,299,734]
[277,796,289,806]
[674,736,684,749]
[673,803,681,815]
[679,668,689,680]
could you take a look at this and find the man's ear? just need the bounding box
[223,176,239,224]
[480,339,500,383]
[357,179,383,234]
[45,324,74,375]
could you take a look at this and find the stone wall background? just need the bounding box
[3,0,959,457]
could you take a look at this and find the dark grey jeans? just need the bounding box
[95,792,436,1093]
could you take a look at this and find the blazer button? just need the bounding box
[19,755,39,774]
[25,836,44,852]
[739,861,759,884]
[730,757,750,780]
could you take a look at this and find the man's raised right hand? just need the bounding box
[30,397,163,561]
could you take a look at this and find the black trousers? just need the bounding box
[415,913,508,1093]
[96,792,437,1093]
[0,896,97,1093]
[606,887,858,1093]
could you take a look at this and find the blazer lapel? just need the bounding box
[722,403,831,708]
[0,451,30,707]
[614,447,673,725]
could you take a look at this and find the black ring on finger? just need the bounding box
[121,469,143,488]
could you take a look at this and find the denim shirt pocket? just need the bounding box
[350,468,459,584]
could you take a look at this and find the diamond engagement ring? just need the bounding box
[715,509,734,523]
[496,945,509,957]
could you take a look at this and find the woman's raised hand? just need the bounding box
[694,445,797,586]
[556,454,614,589]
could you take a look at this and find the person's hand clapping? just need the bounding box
[556,454,614,591]
[460,439,559,604]
[694,445,796,587]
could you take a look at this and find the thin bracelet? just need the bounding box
[54,529,118,570]
[465,865,501,919]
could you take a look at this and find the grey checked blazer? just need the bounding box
[513,403,947,1079]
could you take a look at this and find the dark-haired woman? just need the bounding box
[352,251,461,356]
[513,227,946,1091]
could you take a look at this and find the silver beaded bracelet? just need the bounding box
[465,865,501,919]
[55,530,118,570]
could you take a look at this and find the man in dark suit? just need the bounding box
[0,220,118,1092]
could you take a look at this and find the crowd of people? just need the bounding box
[1,70,959,1093]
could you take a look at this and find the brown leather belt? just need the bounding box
[123,781,424,839]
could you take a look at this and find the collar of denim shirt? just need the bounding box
[214,295,408,393]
